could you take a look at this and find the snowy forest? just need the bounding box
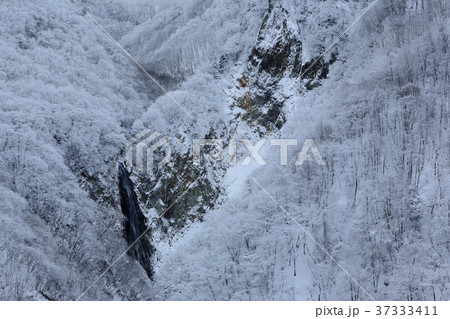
[0,0,448,300]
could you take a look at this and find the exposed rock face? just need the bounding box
[132,151,221,241]
[234,1,336,132]
[237,2,302,131]
[250,2,303,79]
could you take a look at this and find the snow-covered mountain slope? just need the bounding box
[0,0,449,301]
[139,0,450,301]
[0,0,155,300]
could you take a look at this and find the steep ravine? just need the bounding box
[125,1,339,276]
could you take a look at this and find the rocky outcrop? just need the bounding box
[233,1,336,132]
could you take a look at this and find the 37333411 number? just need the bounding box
[375,306,438,316]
